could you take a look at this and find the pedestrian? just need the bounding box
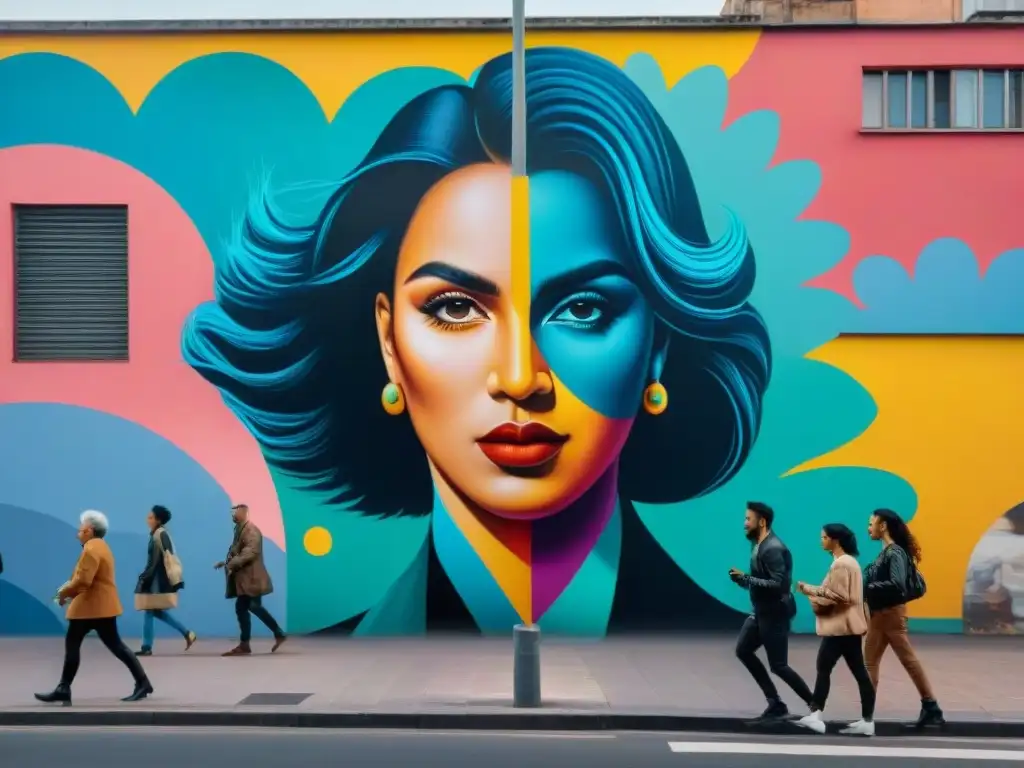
[730,501,814,722]
[34,510,154,705]
[795,523,875,736]
[216,503,287,656]
[134,505,197,656]
[864,508,944,729]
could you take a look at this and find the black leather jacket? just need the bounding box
[735,532,797,617]
[864,543,911,611]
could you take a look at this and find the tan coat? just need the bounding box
[64,538,124,620]
[225,521,273,598]
[805,554,869,637]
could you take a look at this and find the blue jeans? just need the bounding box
[142,609,190,650]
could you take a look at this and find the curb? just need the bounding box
[0,710,1021,737]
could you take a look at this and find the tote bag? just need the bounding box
[155,528,184,589]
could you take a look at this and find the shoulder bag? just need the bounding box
[902,549,927,602]
[156,528,184,589]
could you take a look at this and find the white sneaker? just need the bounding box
[840,719,875,736]
[795,710,827,734]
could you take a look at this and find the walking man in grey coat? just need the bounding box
[215,503,287,656]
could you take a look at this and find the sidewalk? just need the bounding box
[0,634,1021,736]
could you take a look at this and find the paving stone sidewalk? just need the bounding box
[0,634,1021,735]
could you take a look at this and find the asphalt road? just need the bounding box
[1,727,1023,768]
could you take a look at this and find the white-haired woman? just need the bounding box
[34,511,153,706]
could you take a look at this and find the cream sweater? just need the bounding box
[806,553,869,637]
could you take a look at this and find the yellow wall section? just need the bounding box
[798,335,1024,620]
[0,29,761,117]
[510,175,531,388]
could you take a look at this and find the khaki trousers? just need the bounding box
[864,604,935,700]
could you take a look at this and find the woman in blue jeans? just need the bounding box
[134,505,196,656]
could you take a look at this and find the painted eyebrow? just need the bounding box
[534,259,633,307]
[404,261,500,297]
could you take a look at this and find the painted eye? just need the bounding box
[564,301,601,322]
[422,293,487,325]
[549,294,608,328]
[437,299,477,322]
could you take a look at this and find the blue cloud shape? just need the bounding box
[848,238,1024,335]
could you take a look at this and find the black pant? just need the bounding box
[811,634,876,720]
[60,617,148,687]
[235,595,283,643]
[736,612,813,705]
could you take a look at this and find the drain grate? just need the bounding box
[237,692,313,706]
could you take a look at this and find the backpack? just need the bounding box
[155,529,183,589]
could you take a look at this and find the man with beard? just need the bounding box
[730,501,813,722]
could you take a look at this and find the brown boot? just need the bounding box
[222,642,251,657]
[271,634,287,653]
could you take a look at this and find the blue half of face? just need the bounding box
[529,170,656,421]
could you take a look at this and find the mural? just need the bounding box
[0,25,1021,637]
[965,504,1024,635]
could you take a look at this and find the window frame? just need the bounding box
[863,67,1024,132]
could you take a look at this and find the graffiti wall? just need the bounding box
[0,25,1021,637]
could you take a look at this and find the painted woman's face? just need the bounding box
[375,164,657,520]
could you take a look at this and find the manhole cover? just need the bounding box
[237,693,313,706]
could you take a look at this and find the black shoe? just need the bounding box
[34,685,71,706]
[122,681,154,702]
[906,699,945,730]
[748,700,790,724]
[135,648,152,657]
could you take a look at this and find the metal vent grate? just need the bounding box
[14,204,129,362]
[237,693,313,706]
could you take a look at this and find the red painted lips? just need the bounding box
[477,422,569,469]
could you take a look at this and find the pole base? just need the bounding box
[512,623,541,708]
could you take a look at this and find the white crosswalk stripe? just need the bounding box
[667,741,1024,760]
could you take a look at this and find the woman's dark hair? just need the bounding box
[151,505,172,526]
[872,508,921,563]
[822,522,858,557]
[183,47,772,519]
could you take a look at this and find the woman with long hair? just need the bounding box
[865,508,944,729]
[182,47,771,634]
[795,523,874,736]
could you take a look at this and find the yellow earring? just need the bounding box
[381,382,406,416]
[642,381,668,416]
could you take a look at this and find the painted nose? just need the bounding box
[488,318,553,401]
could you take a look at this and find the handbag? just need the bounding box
[155,528,184,589]
[135,592,178,610]
[905,560,927,602]
[811,600,836,617]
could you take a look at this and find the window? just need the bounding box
[862,69,1024,130]
[13,205,129,361]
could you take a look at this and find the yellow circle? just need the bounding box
[303,526,333,557]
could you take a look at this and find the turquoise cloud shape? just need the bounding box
[848,238,1024,335]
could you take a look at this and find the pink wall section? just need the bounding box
[0,144,284,546]
[728,26,1024,302]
